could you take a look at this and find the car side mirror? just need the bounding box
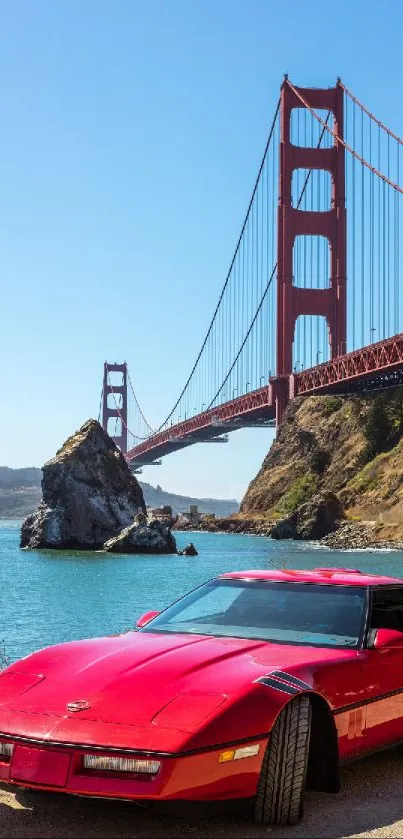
[370,628,403,649]
[136,610,160,629]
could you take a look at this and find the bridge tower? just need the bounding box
[102,362,128,454]
[276,78,346,419]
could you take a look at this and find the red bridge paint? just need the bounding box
[277,80,346,379]
[295,331,403,395]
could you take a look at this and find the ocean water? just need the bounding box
[2,519,403,663]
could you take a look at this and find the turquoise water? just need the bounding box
[2,519,403,663]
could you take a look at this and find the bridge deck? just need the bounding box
[126,388,275,466]
[126,332,403,467]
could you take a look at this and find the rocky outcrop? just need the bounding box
[269,491,343,541]
[320,520,378,550]
[103,517,177,554]
[181,542,198,556]
[21,420,146,550]
[173,514,275,536]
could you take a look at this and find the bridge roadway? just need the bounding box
[126,332,403,469]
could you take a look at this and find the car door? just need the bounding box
[359,586,403,750]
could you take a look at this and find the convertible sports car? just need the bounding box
[1,567,403,825]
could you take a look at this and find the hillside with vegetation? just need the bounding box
[240,388,403,545]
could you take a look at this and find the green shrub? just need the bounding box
[276,473,317,517]
[322,397,341,416]
[358,390,403,466]
[387,393,403,439]
[350,449,390,493]
[350,466,379,493]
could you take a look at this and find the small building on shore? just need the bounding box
[148,505,173,521]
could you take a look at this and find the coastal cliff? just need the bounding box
[239,388,403,545]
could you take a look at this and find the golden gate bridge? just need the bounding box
[99,77,403,473]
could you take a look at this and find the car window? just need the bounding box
[164,584,242,623]
[141,580,367,648]
[370,587,403,632]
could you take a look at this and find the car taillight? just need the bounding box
[82,754,161,774]
[0,742,13,760]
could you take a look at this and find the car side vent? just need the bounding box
[314,567,361,574]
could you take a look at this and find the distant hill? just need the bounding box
[139,481,239,517]
[0,467,42,489]
[0,467,239,519]
[0,467,43,519]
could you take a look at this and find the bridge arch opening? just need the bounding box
[290,108,334,148]
[293,315,330,372]
[293,235,330,289]
[107,417,122,438]
[107,370,124,388]
[107,392,123,410]
[292,169,332,212]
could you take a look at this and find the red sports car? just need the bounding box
[1,566,403,825]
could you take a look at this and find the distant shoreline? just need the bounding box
[175,516,403,552]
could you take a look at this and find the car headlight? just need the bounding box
[0,742,13,759]
[82,755,161,774]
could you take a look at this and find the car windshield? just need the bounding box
[140,580,367,648]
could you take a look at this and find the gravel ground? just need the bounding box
[2,747,403,839]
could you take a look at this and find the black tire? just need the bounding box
[254,695,311,826]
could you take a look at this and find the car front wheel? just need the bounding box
[254,694,312,825]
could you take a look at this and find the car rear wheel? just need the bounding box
[254,694,311,826]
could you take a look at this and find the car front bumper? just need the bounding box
[0,735,267,802]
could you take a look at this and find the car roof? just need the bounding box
[218,568,403,587]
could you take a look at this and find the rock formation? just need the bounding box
[21,420,146,550]
[104,518,177,554]
[181,542,198,556]
[269,491,343,541]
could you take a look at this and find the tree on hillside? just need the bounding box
[363,397,391,461]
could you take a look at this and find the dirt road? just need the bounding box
[2,745,403,838]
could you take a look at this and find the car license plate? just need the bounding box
[11,745,70,787]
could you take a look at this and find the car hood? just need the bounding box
[1,632,266,723]
[0,631,354,750]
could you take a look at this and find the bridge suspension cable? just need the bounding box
[147,97,281,433]
[340,81,403,147]
[287,79,403,194]
[124,91,333,436]
[126,368,155,437]
[209,110,332,405]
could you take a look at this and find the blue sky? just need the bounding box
[1,0,402,500]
